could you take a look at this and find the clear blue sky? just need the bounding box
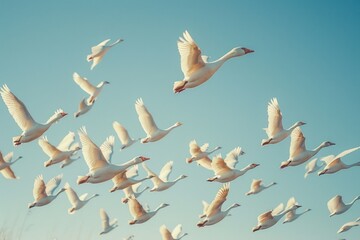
[1,1,359,239]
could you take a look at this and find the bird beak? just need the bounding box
[140,156,150,161]
[62,112,68,116]
[242,48,254,54]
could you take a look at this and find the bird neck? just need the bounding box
[349,196,360,206]
[346,161,360,168]
[240,165,253,173]
[88,194,98,201]
[225,205,237,213]
[121,158,139,169]
[139,186,150,194]
[154,205,166,213]
[11,156,22,164]
[173,176,184,183]
[208,147,221,154]
[46,114,60,125]
[55,189,64,198]
[178,233,188,240]
[299,209,311,216]
[313,143,325,154]
[265,182,276,189]
[165,124,180,132]
[217,49,239,63]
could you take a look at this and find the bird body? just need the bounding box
[337,217,360,233]
[73,72,109,104]
[113,121,139,150]
[64,182,99,214]
[246,179,277,195]
[128,197,169,224]
[87,38,123,70]
[122,182,149,204]
[186,140,221,170]
[99,208,118,235]
[282,197,309,224]
[0,151,22,179]
[74,98,94,118]
[110,165,153,192]
[327,195,360,217]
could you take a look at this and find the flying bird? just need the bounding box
[327,195,360,217]
[99,208,118,235]
[0,151,22,179]
[121,182,149,204]
[87,38,123,70]
[304,158,324,178]
[160,224,188,240]
[74,98,95,118]
[0,84,67,146]
[64,182,99,214]
[337,217,360,234]
[173,30,254,93]
[73,72,109,104]
[186,140,221,170]
[113,121,140,150]
[282,197,310,224]
[245,179,277,196]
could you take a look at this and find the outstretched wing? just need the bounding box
[57,132,75,151]
[100,208,110,230]
[135,98,158,135]
[33,175,47,201]
[38,136,60,157]
[113,121,132,145]
[207,183,230,217]
[265,98,283,137]
[46,174,62,196]
[211,155,231,175]
[159,161,173,182]
[224,147,244,169]
[100,136,115,163]
[73,72,96,95]
[289,127,306,158]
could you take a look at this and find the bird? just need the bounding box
[87,38,123,70]
[0,84,68,146]
[327,195,360,217]
[28,174,65,208]
[160,224,188,240]
[318,146,360,176]
[282,197,310,224]
[64,182,99,214]
[77,127,150,184]
[304,158,324,178]
[127,196,169,225]
[142,161,187,192]
[173,30,254,93]
[252,198,301,232]
[123,235,135,240]
[113,121,140,150]
[207,149,259,183]
[337,217,360,233]
[135,98,182,143]
[0,151,22,179]
[38,132,81,168]
[99,208,118,235]
[109,165,153,192]
[121,182,150,204]
[280,127,335,168]
[186,140,222,170]
[245,179,277,196]
[197,183,240,227]
[73,72,109,104]
[261,98,306,146]
[74,98,95,118]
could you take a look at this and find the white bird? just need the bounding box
[109,165,153,192]
[28,174,65,208]
[121,182,150,204]
[160,224,188,240]
[304,158,324,178]
[135,98,182,143]
[0,84,68,146]
[127,196,169,225]
[38,132,81,168]
[0,151,22,179]
[113,121,140,150]
[197,183,240,227]
[73,72,109,104]
[252,199,301,232]
[99,208,118,235]
[87,38,123,70]
[173,30,254,93]
[337,217,360,233]
[245,179,277,196]
[77,127,150,184]
[282,197,309,224]
[327,195,360,217]
[74,98,95,118]
[280,127,335,168]
[142,161,187,192]
[64,182,99,214]
[318,146,360,176]
[207,149,258,183]
[261,98,306,146]
[123,235,135,240]
[186,140,221,170]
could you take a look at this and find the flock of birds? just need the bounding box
[0,30,359,239]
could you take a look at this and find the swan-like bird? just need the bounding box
[304,158,324,178]
[0,151,22,179]
[39,132,81,168]
[197,183,240,227]
[318,146,360,176]
[110,165,153,192]
[337,217,360,233]
[173,30,254,93]
[121,182,150,204]
[280,127,335,168]
[99,208,118,235]
[186,140,221,170]
[142,161,187,192]
[64,182,99,214]
[28,174,65,208]
[73,72,109,104]
[0,84,67,146]
[113,121,140,150]
[77,127,150,184]
[87,38,123,70]
[135,98,182,143]
[261,98,306,146]
[160,224,188,240]
[283,197,310,224]
[327,195,360,217]
[74,98,95,118]
[246,179,277,196]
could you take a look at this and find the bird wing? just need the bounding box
[211,155,231,175]
[46,174,62,196]
[171,224,182,239]
[100,136,115,163]
[285,210,295,221]
[272,203,284,216]
[112,171,127,185]
[207,183,229,216]
[305,158,318,172]
[285,197,296,210]
[327,195,345,213]
[189,140,201,155]
[57,132,75,151]
[128,198,147,218]
[258,211,273,223]
[100,208,110,230]
[202,200,209,214]
[200,143,209,152]
[266,98,283,137]
[0,151,12,163]
[224,147,243,169]
[91,39,111,55]
[0,167,17,179]
[33,175,47,201]
[177,31,205,77]
[132,182,142,193]
[79,193,88,202]
[64,182,80,205]
[0,84,36,131]
[73,72,96,95]
[251,179,262,190]
[126,165,139,179]
[78,127,108,172]
[289,127,306,158]
[160,225,172,240]
[38,136,61,157]
[159,161,173,182]
[113,121,132,145]
[142,162,164,186]
[135,98,159,135]
[320,155,336,165]
[335,146,360,160]
[327,158,346,169]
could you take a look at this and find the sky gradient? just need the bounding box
[1,1,360,239]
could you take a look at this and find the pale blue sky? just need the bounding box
[0,1,359,239]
